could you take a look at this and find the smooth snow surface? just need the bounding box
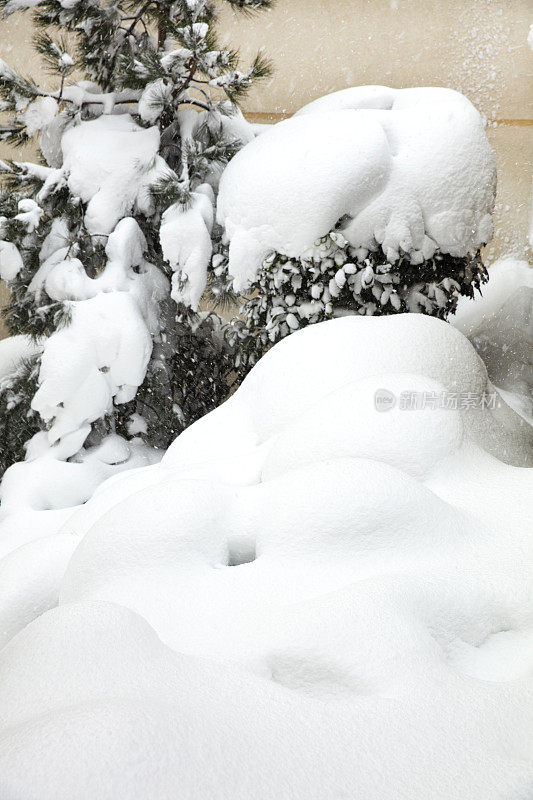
[217,86,496,292]
[0,314,531,799]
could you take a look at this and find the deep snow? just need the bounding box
[0,312,531,799]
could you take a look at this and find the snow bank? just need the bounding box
[165,312,532,468]
[0,435,161,512]
[217,86,496,292]
[0,314,531,799]
[0,533,80,649]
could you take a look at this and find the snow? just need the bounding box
[0,335,41,381]
[2,0,41,12]
[160,184,215,310]
[0,437,161,512]
[61,114,168,235]
[14,198,43,232]
[452,257,533,337]
[0,240,23,282]
[451,257,533,423]
[0,533,80,649]
[0,313,531,798]
[0,216,169,510]
[31,292,151,451]
[165,312,532,469]
[217,86,496,292]
[17,96,58,137]
[24,218,167,454]
[138,79,172,124]
[0,507,75,560]
[58,108,251,246]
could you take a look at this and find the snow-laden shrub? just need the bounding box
[215,86,496,368]
[221,231,488,368]
[0,0,272,493]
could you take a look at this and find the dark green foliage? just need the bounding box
[215,231,489,373]
[121,305,236,450]
[0,357,41,476]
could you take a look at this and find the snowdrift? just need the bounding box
[217,86,496,292]
[0,313,532,799]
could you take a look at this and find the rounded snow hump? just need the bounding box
[217,86,496,292]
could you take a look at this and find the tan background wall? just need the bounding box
[215,0,532,266]
[0,0,531,333]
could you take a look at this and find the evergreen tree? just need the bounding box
[0,0,272,487]
[220,232,488,370]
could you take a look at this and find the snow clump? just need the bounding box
[217,86,496,293]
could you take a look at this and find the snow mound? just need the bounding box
[0,314,532,798]
[165,312,532,468]
[217,86,496,292]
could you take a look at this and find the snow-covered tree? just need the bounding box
[0,0,272,485]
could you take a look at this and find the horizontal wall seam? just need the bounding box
[245,112,533,127]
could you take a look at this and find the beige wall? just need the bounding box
[218,0,531,121]
[0,0,531,333]
[215,0,532,265]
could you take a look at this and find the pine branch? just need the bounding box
[33,31,75,77]
[208,51,272,102]
[150,172,192,210]
[0,126,31,147]
[223,0,274,13]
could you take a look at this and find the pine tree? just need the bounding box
[0,0,272,491]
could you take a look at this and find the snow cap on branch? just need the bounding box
[160,184,215,311]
